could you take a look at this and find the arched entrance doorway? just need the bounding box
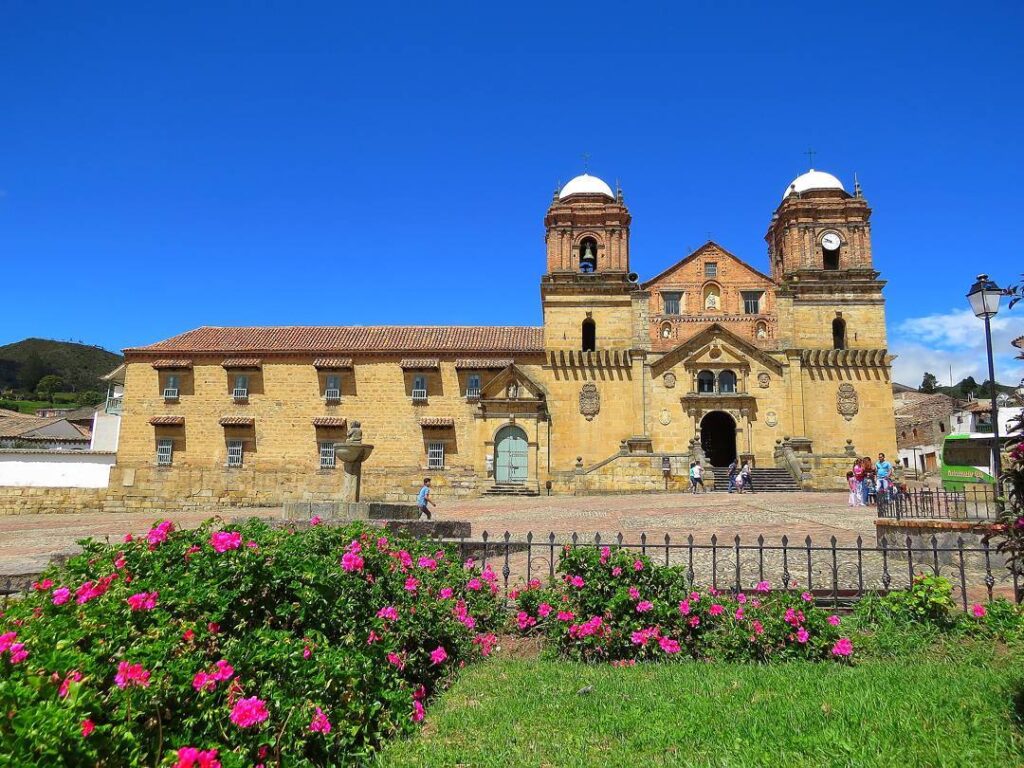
[700,411,737,468]
[494,425,528,483]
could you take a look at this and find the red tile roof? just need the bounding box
[312,417,348,428]
[149,415,185,426]
[126,326,544,356]
[454,358,513,369]
[151,359,193,369]
[399,358,440,369]
[221,358,262,368]
[218,416,255,426]
[420,417,455,428]
[313,357,354,369]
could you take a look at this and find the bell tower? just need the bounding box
[766,169,887,350]
[540,174,642,352]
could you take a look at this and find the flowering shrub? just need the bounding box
[512,546,851,664]
[0,520,501,766]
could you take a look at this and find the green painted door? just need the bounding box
[495,425,528,484]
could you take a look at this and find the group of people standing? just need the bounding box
[847,453,895,507]
[687,459,755,494]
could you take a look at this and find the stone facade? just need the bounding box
[101,169,897,507]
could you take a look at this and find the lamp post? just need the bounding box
[966,274,1004,494]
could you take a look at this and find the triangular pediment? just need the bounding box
[480,364,547,401]
[651,324,785,375]
[641,241,776,289]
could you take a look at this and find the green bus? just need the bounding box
[940,433,996,490]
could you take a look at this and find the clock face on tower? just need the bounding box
[821,232,842,251]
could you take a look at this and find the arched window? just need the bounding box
[832,318,847,350]
[582,318,596,352]
[719,370,737,394]
[697,370,715,394]
[578,237,598,273]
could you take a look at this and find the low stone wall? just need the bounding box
[282,501,419,522]
[0,486,108,516]
[874,518,1006,568]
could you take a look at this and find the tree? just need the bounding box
[17,353,49,392]
[76,390,104,406]
[958,376,979,398]
[919,372,938,393]
[36,375,64,402]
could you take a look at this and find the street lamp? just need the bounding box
[966,274,1004,492]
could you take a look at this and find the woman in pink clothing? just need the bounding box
[851,460,866,507]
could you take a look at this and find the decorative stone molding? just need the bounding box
[659,409,671,426]
[663,372,677,389]
[757,372,770,388]
[579,383,600,421]
[837,383,859,421]
[765,411,778,427]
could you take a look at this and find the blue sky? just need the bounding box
[1,1,1021,386]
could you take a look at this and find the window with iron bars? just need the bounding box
[704,262,718,278]
[319,441,336,469]
[156,438,174,466]
[226,439,244,467]
[662,292,682,315]
[162,374,179,400]
[427,441,445,469]
[233,374,249,401]
[466,374,481,399]
[324,374,341,402]
[742,291,764,315]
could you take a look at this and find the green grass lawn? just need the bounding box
[375,649,1024,767]
[0,394,82,414]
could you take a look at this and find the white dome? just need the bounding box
[783,169,845,199]
[559,173,614,200]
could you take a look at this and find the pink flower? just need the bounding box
[831,638,853,657]
[411,699,425,722]
[405,577,419,592]
[754,580,770,593]
[367,630,381,645]
[734,607,745,620]
[801,592,813,602]
[517,611,537,630]
[114,661,151,689]
[466,577,482,591]
[972,603,987,618]
[58,670,83,698]
[51,587,71,605]
[417,556,437,571]
[611,566,622,577]
[81,718,95,737]
[303,645,312,659]
[709,604,724,617]
[463,557,476,569]
[751,620,764,636]
[658,636,681,654]
[430,646,448,665]
[557,610,575,622]
[9,643,28,664]
[376,605,399,621]
[568,616,604,639]
[32,578,53,591]
[113,554,127,570]
[636,600,654,613]
[600,546,611,564]
[633,560,644,572]
[796,628,810,644]
[828,615,841,626]
[75,574,116,604]
[173,747,221,768]
[230,697,270,728]
[146,520,173,547]
[193,671,216,692]
[567,575,585,588]
[123,533,134,543]
[688,615,700,628]
[628,586,641,600]
[678,600,691,615]
[387,652,406,670]
[127,591,159,611]
[309,515,322,526]
[213,660,234,681]
[341,551,365,572]
[537,602,553,618]
[438,587,454,600]
[309,707,331,734]
[631,627,658,646]
[481,566,498,584]
[473,633,498,656]
[736,593,747,604]
[211,531,242,553]
[0,631,16,653]
[183,628,195,643]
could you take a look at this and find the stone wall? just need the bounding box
[0,487,108,516]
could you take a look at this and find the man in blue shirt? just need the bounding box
[875,453,894,498]
[417,477,436,520]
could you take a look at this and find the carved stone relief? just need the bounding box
[837,383,859,421]
[765,411,778,427]
[757,372,770,389]
[663,372,677,389]
[659,409,671,426]
[579,383,600,421]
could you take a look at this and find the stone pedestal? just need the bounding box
[335,443,374,502]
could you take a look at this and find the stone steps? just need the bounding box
[483,483,541,497]
[708,467,802,492]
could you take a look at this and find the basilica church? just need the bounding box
[115,168,897,503]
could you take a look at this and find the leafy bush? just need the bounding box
[855,574,958,628]
[511,545,852,664]
[0,519,502,767]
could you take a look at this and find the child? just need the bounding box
[847,471,858,507]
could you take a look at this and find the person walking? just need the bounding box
[740,460,753,493]
[691,461,706,493]
[416,477,436,520]
[852,459,866,507]
[727,459,738,493]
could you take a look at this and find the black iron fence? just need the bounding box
[447,530,1019,613]
[876,487,1000,522]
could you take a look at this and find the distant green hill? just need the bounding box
[0,338,123,394]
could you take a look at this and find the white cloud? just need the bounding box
[890,307,1023,388]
